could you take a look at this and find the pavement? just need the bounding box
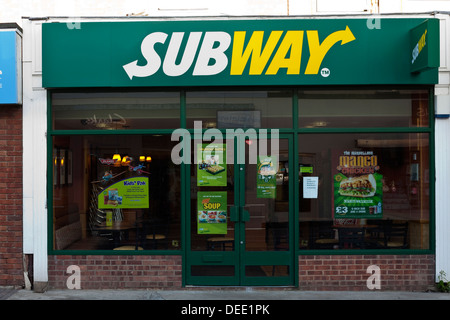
[2,287,450,300]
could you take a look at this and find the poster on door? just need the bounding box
[333,150,383,219]
[256,156,277,198]
[98,177,149,209]
[197,191,228,234]
[197,143,227,187]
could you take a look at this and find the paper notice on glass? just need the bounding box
[303,176,319,199]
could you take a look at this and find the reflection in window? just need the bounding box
[298,133,430,250]
[52,92,180,130]
[186,90,293,129]
[52,135,181,251]
[298,89,429,128]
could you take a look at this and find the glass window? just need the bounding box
[298,89,429,128]
[52,134,181,251]
[52,92,180,130]
[299,133,430,250]
[186,90,293,129]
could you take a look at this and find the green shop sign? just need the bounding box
[410,19,439,73]
[42,18,439,87]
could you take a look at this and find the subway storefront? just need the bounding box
[40,17,438,290]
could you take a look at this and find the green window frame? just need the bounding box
[295,86,435,255]
[47,86,435,256]
[47,89,185,255]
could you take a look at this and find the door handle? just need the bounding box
[240,207,250,222]
[229,206,249,222]
[230,206,239,222]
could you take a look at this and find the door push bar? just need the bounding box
[230,206,250,222]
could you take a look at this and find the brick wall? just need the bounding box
[299,254,435,291]
[48,254,434,290]
[0,106,23,287]
[48,255,182,289]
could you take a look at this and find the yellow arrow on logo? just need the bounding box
[305,26,356,75]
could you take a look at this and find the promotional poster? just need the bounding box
[197,191,228,234]
[98,177,149,209]
[256,156,277,198]
[333,150,383,219]
[197,143,227,187]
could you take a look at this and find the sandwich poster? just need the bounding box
[197,191,228,234]
[197,143,227,187]
[98,177,149,209]
[333,150,383,219]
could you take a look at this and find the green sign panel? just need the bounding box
[197,191,228,234]
[42,18,439,87]
[197,143,227,187]
[410,19,440,73]
[300,165,313,174]
[98,177,149,209]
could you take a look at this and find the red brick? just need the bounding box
[0,107,23,288]
[48,255,183,289]
[298,255,435,291]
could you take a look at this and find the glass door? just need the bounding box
[240,136,293,285]
[185,135,294,286]
[187,137,239,285]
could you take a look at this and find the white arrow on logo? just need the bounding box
[123,32,168,80]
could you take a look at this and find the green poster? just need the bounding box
[197,191,228,234]
[333,150,383,219]
[98,177,149,209]
[197,143,227,187]
[257,156,277,199]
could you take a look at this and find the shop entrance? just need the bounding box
[186,134,294,286]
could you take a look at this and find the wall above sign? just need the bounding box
[42,18,439,88]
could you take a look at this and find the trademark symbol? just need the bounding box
[321,68,330,77]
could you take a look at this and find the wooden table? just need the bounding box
[207,237,235,251]
[93,221,136,248]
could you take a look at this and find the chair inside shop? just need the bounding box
[338,227,366,249]
[266,221,289,251]
[379,222,409,249]
[139,217,169,249]
[309,221,338,249]
[364,219,389,248]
